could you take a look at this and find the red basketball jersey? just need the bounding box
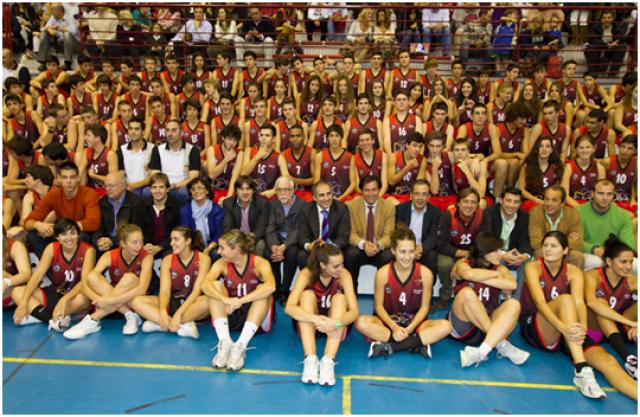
[211,144,238,191]
[222,254,260,298]
[389,113,418,152]
[454,259,501,314]
[447,206,484,250]
[354,149,383,180]
[49,241,91,292]
[383,262,424,325]
[390,151,423,195]
[249,147,280,192]
[463,122,493,156]
[596,268,635,313]
[567,160,598,201]
[283,147,313,189]
[170,251,201,299]
[498,122,525,153]
[346,115,379,153]
[521,258,570,317]
[320,149,352,196]
[109,248,148,286]
[607,155,636,202]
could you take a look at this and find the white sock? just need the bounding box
[478,342,493,357]
[237,322,258,347]
[496,340,509,350]
[124,311,138,321]
[214,318,232,342]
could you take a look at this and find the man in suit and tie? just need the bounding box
[266,176,308,304]
[395,179,441,279]
[486,187,533,299]
[222,175,271,257]
[297,180,351,269]
[344,176,396,293]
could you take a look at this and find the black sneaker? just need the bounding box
[367,341,393,358]
[415,344,432,359]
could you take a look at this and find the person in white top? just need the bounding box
[422,6,451,56]
[36,4,81,70]
[169,7,212,58]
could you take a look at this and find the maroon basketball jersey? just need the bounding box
[453,162,471,191]
[150,115,169,145]
[391,151,423,195]
[447,78,462,97]
[204,97,220,123]
[241,68,264,97]
[115,119,130,146]
[300,98,321,125]
[4,239,17,276]
[389,113,418,152]
[122,92,147,119]
[108,248,148,286]
[426,151,455,196]
[607,155,636,202]
[170,251,200,299]
[70,92,92,115]
[313,117,343,149]
[212,144,238,191]
[277,119,303,151]
[283,147,313,190]
[268,96,286,121]
[596,268,635,313]
[320,148,352,196]
[212,115,239,140]
[177,90,201,121]
[49,241,90,292]
[577,126,609,159]
[568,160,598,201]
[622,108,637,127]
[346,115,379,153]
[423,120,449,143]
[180,120,206,151]
[560,79,578,105]
[383,262,424,325]
[498,122,525,152]
[582,84,605,108]
[193,69,211,92]
[477,82,490,104]
[491,101,507,124]
[311,276,342,315]
[447,207,484,250]
[371,101,386,121]
[10,112,39,143]
[266,74,289,99]
[363,68,386,93]
[290,70,306,95]
[454,259,501,314]
[463,122,492,157]
[247,118,273,149]
[250,148,280,192]
[162,70,185,96]
[391,68,417,97]
[215,67,237,96]
[529,78,549,100]
[97,92,116,121]
[86,147,110,188]
[540,122,567,155]
[222,254,260,298]
[521,258,570,317]
[528,163,560,199]
[355,149,383,180]
[139,71,156,92]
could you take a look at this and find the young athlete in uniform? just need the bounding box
[356,227,451,358]
[130,226,212,339]
[520,231,606,399]
[561,135,605,208]
[3,237,31,310]
[285,244,359,386]
[12,218,95,331]
[313,125,357,201]
[449,232,530,367]
[206,124,243,202]
[201,230,276,371]
[518,137,564,211]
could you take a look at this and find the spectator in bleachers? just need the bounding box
[113,9,144,61]
[131,6,152,31]
[2,49,31,90]
[239,7,276,66]
[492,8,518,76]
[155,7,182,40]
[210,8,242,60]
[81,6,118,66]
[458,10,492,69]
[373,9,396,63]
[584,10,628,78]
[169,6,212,59]
[398,7,424,52]
[344,8,374,63]
[422,4,451,57]
[36,4,81,71]
[327,3,348,41]
[11,3,39,58]
[147,23,167,58]
[569,2,591,44]
[306,2,347,41]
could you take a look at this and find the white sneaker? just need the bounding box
[141,320,167,333]
[625,355,637,380]
[460,346,488,368]
[301,354,319,384]
[48,315,71,332]
[496,340,530,365]
[318,355,336,386]
[211,339,232,368]
[122,312,142,335]
[18,315,42,326]
[573,366,607,399]
[177,321,200,339]
[63,315,101,340]
[226,342,247,371]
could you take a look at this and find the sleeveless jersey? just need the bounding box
[39,95,57,118]
[423,120,449,143]
[491,101,507,124]
[560,79,578,105]
[529,78,549,100]
[347,73,360,93]
[607,155,636,202]
[463,122,492,156]
[577,125,609,159]
[447,78,462,97]
[268,96,286,121]
[557,106,567,124]
[363,68,386,92]
[265,74,289,99]
[453,162,471,191]
[391,151,423,194]
[161,70,185,95]
[498,122,525,152]
[454,259,501,314]
[383,262,424,325]
[371,100,386,121]
[170,252,200,299]
[420,75,435,97]
[139,71,157,92]
[408,102,423,118]
[389,113,417,152]
[247,118,273,149]
[596,268,635,313]
[320,148,352,196]
[320,72,333,96]
[215,67,237,96]
[521,258,570,317]
[336,97,351,123]
[180,120,206,151]
[242,97,256,120]
[283,147,313,189]
[97,92,117,121]
[582,84,605,108]
[222,254,260,298]
[177,90,201,120]
[622,107,637,128]
[568,160,598,201]
[4,239,17,276]
[528,163,560,199]
[122,92,147,119]
[613,85,626,103]
[249,148,280,192]
[427,151,455,196]
[49,241,91,293]
[290,70,306,95]
[204,97,220,123]
[114,119,130,146]
[212,114,239,140]
[277,119,303,151]
[300,98,321,125]
[448,206,484,250]
[477,83,491,104]
[109,248,148,285]
[355,149,383,180]
[192,69,211,92]
[311,276,342,315]
[540,122,567,155]
[150,115,169,145]
[241,68,264,96]
[86,147,110,188]
[313,116,343,149]
[346,115,379,153]
[70,92,92,115]
[211,144,238,190]
[391,68,417,97]
[11,112,40,142]
[2,147,8,178]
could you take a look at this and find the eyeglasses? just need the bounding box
[275,188,293,192]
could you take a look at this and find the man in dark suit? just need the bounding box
[486,187,533,299]
[297,180,351,269]
[222,175,271,257]
[395,179,441,278]
[266,177,308,304]
[93,172,144,254]
[583,10,628,77]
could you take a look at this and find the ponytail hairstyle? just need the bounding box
[118,223,143,245]
[219,229,255,254]
[602,234,634,263]
[469,232,504,268]
[172,226,205,252]
[307,243,342,285]
[390,225,416,250]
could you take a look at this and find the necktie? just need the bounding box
[366,205,375,242]
[321,209,330,241]
[240,206,250,232]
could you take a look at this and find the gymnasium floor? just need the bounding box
[2,296,637,414]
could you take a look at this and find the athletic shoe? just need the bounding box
[416,344,432,359]
[48,315,70,332]
[496,340,530,365]
[302,354,320,384]
[460,346,488,368]
[573,366,607,399]
[177,321,200,339]
[368,341,393,358]
[318,355,336,386]
[122,312,142,335]
[211,339,232,368]
[141,320,167,333]
[625,355,637,380]
[63,315,101,340]
[226,342,247,371]
[17,314,41,326]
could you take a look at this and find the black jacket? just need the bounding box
[395,201,440,254]
[266,196,308,248]
[587,22,628,47]
[486,204,533,255]
[222,195,271,242]
[139,195,182,252]
[93,191,145,245]
[298,200,351,250]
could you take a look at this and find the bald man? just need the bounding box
[93,171,145,253]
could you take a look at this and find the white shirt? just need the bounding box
[409,204,426,243]
[305,204,331,251]
[171,19,213,43]
[500,211,517,251]
[422,8,450,29]
[120,142,153,183]
[156,143,191,185]
[215,20,238,41]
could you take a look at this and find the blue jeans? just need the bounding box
[423,26,451,56]
[400,29,424,47]
[504,261,528,301]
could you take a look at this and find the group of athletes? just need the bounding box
[1,45,638,400]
